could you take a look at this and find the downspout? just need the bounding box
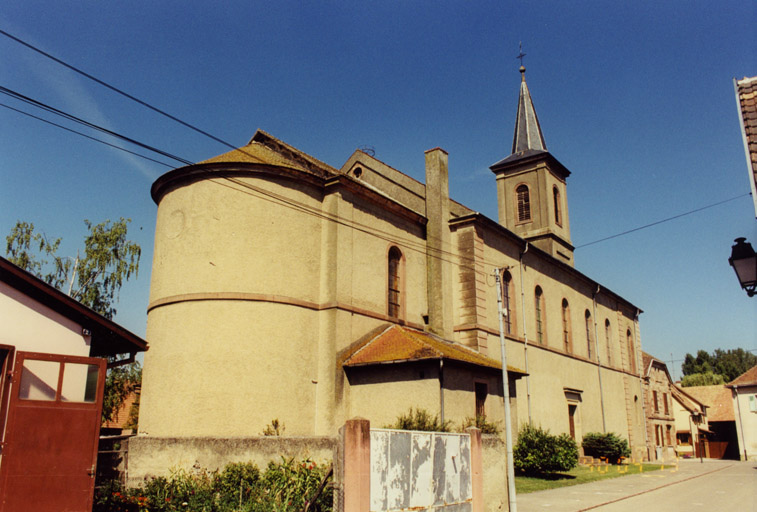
[733,385,747,460]
[634,310,650,460]
[439,359,445,425]
[592,286,607,433]
[519,242,532,425]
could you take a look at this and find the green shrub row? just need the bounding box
[94,458,332,512]
[384,408,502,434]
[513,424,579,475]
[581,432,631,463]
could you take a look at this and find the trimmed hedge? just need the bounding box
[513,424,578,475]
[581,432,631,463]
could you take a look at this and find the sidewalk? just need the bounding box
[515,459,737,512]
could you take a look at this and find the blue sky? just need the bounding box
[1,1,755,378]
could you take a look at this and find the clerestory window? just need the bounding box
[388,246,402,319]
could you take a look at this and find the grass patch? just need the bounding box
[515,463,665,494]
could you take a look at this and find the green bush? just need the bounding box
[385,407,451,432]
[459,415,502,435]
[581,432,630,463]
[513,424,578,475]
[94,458,331,512]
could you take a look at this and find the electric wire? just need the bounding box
[0,29,240,154]
[575,193,751,249]
[0,85,194,166]
[0,102,175,168]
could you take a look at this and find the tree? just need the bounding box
[680,372,725,387]
[681,348,757,385]
[6,219,142,422]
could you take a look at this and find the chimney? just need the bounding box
[425,148,452,337]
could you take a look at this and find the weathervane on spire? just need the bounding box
[516,42,526,69]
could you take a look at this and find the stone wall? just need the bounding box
[127,435,337,487]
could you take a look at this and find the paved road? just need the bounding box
[516,459,757,512]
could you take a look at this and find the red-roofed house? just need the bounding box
[671,384,709,458]
[641,352,677,461]
[735,75,757,217]
[728,365,757,460]
[683,385,739,459]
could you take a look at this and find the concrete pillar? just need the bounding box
[425,147,452,337]
[340,418,370,512]
[467,427,484,512]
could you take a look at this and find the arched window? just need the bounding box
[502,270,515,335]
[516,185,531,222]
[561,299,572,353]
[535,286,545,345]
[388,247,402,319]
[553,186,562,225]
[585,310,593,359]
[627,329,636,374]
[604,319,612,366]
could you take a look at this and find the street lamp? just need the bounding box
[729,237,757,297]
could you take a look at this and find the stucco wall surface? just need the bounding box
[0,281,90,356]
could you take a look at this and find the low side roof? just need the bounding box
[728,364,757,387]
[683,385,734,422]
[341,324,527,375]
[0,257,147,357]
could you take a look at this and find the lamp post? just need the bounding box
[729,237,757,297]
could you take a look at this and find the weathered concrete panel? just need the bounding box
[371,429,472,511]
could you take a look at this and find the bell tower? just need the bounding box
[491,65,574,266]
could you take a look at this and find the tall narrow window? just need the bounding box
[553,186,562,225]
[604,319,612,366]
[535,286,545,345]
[664,393,669,415]
[627,329,636,373]
[516,185,531,222]
[585,310,593,359]
[562,299,572,353]
[502,270,514,335]
[388,247,402,319]
[653,390,659,412]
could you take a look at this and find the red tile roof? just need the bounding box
[728,364,757,387]
[341,325,526,375]
[683,385,734,422]
[735,75,757,216]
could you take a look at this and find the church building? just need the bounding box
[137,66,647,460]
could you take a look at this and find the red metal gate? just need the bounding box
[0,351,106,512]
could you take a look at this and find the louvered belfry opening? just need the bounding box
[516,185,531,222]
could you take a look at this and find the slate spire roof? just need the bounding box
[491,65,569,175]
[511,66,547,155]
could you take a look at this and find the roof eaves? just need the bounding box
[0,257,147,356]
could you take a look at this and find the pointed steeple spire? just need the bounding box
[511,66,547,154]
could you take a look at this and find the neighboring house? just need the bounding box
[135,66,648,476]
[102,384,140,434]
[734,75,757,217]
[0,256,147,511]
[641,352,677,461]
[671,384,709,458]
[727,365,757,460]
[684,385,739,459]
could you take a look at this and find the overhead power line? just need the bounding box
[0,29,240,153]
[0,102,175,168]
[576,193,751,249]
[0,85,193,166]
